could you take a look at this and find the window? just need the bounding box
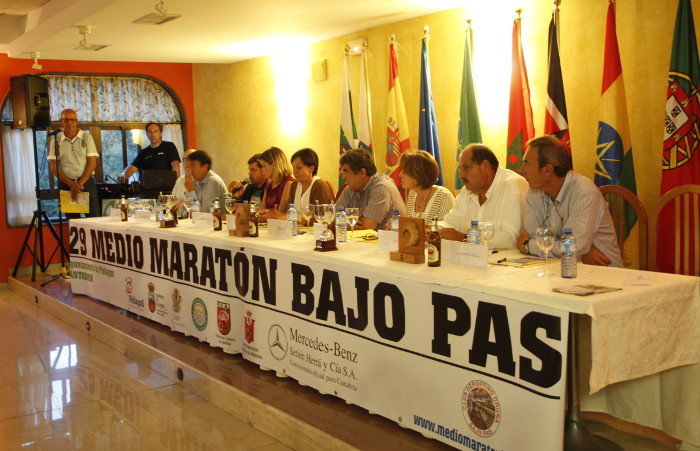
[1,74,186,226]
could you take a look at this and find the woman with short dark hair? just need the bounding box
[284,148,334,224]
[399,150,454,221]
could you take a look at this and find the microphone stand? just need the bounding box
[42,128,71,287]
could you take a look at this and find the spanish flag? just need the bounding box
[385,35,411,189]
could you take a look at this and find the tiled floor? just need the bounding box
[3,276,685,451]
[0,289,288,450]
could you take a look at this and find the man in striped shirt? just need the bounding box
[517,135,623,267]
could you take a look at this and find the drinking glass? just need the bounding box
[345,207,359,239]
[480,222,494,249]
[225,196,236,221]
[300,204,313,226]
[535,227,555,278]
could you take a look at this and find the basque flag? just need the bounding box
[506,15,535,172]
[594,0,637,238]
[544,9,571,156]
[456,21,482,189]
[385,36,411,189]
[339,51,357,186]
[418,32,443,186]
[657,0,700,274]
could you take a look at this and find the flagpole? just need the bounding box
[553,0,561,47]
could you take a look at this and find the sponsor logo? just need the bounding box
[147,282,156,313]
[191,298,208,331]
[461,380,501,438]
[244,310,255,343]
[172,288,182,313]
[267,324,287,361]
[217,301,231,335]
[125,277,134,295]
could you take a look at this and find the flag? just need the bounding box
[544,8,571,156]
[506,16,535,172]
[339,51,357,186]
[658,0,700,273]
[594,1,637,238]
[456,21,482,190]
[385,36,411,188]
[418,31,443,186]
[357,47,373,155]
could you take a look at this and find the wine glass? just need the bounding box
[189,199,200,222]
[479,222,494,249]
[345,207,359,240]
[535,227,555,278]
[300,204,313,226]
[225,196,236,223]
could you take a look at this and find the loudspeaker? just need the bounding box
[10,74,50,129]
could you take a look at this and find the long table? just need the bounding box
[68,218,700,449]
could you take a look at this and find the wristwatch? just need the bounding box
[520,239,530,254]
[462,233,468,242]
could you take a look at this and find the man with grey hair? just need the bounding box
[48,108,100,217]
[440,143,528,249]
[517,135,622,267]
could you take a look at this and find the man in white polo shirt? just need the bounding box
[48,108,100,217]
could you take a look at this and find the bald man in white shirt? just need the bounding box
[440,144,528,249]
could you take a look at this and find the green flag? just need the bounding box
[455,22,482,190]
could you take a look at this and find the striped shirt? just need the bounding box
[407,185,455,221]
[523,171,623,267]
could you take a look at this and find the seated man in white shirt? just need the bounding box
[179,150,228,212]
[439,144,528,249]
[516,135,622,267]
[173,148,196,213]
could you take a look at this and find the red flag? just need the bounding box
[385,36,411,188]
[544,9,571,156]
[506,16,535,172]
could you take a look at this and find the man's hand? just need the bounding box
[516,227,529,250]
[69,180,83,201]
[581,247,611,266]
[439,227,465,242]
[184,173,195,192]
[228,180,244,198]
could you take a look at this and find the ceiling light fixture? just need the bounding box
[30,52,42,70]
[133,0,181,26]
[73,25,110,51]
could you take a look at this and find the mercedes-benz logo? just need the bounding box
[268,324,288,361]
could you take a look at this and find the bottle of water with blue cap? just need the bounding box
[336,206,347,243]
[287,204,298,236]
[466,220,481,244]
[560,227,577,278]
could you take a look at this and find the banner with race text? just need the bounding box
[68,220,568,450]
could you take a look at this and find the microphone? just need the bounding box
[231,178,250,194]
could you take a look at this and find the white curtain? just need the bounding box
[163,124,184,161]
[46,75,181,123]
[2,126,36,226]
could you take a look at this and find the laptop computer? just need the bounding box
[140,170,177,191]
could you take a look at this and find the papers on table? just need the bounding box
[553,284,622,296]
[492,256,560,268]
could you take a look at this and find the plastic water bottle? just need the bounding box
[390,210,400,232]
[466,220,481,244]
[287,204,298,236]
[560,227,578,278]
[336,207,348,243]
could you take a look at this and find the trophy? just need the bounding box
[159,194,177,228]
[314,203,337,251]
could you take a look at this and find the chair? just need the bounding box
[599,185,648,270]
[648,184,700,275]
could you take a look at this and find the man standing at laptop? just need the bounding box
[118,122,180,182]
[48,108,100,218]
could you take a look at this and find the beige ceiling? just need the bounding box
[2,0,464,63]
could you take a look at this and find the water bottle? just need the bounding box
[287,204,298,236]
[560,227,578,278]
[466,220,481,244]
[390,210,400,232]
[336,207,348,243]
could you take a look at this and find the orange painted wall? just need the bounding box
[0,54,195,283]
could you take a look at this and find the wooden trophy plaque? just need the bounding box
[232,203,250,237]
[159,209,176,228]
[315,220,337,251]
[390,217,426,264]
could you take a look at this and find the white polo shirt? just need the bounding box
[47,130,98,180]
